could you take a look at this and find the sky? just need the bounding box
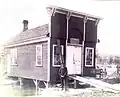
[0,0,120,55]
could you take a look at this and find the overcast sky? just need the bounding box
[0,0,120,55]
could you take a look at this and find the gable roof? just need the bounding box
[6,24,49,46]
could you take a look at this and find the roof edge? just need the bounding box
[4,37,49,48]
[46,5,103,20]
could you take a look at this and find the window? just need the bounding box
[85,47,94,67]
[53,44,64,67]
[10,48,17,65]
[36,45,43,66]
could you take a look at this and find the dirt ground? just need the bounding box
[38,88,120,97]
[1,75,120,97]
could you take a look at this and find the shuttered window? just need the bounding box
[36,45,43,66]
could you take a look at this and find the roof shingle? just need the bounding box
[6,24,49,46]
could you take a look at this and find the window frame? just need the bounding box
[52,44,64,67]
[36,44,43,67]
[10,48,18,66]
[85,47,94,67]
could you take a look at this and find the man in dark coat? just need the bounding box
[59,64,68,91]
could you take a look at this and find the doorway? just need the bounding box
[66,45,82,75]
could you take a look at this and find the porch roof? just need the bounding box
[46,5,102,21]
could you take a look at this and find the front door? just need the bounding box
[66,45,81,75]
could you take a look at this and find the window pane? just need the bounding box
[10,48,17,65]
[85,48,94,66]
[36,45,42,66]
[53,45,63,66]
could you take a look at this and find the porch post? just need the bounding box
[33,79,38,96]
[95,19,100,26]
[47,7,56,37]
[43,81,49,88]
[65,12,71,65]
[81,16,87,76]
[18,77,23,97]
[66,12,71,44]
[74,79,77,89]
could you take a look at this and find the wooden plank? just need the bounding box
[69,75,120,93]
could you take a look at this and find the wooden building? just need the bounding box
[4,5,102,86]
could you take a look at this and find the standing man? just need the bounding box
[59,64,68,91]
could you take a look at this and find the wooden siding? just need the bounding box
[83,20,97,76]
[51,13,67,39]
[83,42,96,76]
[6,41,48,81]
[85,20,97,42]
[50,39,65,82]
[50,13,66,82]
